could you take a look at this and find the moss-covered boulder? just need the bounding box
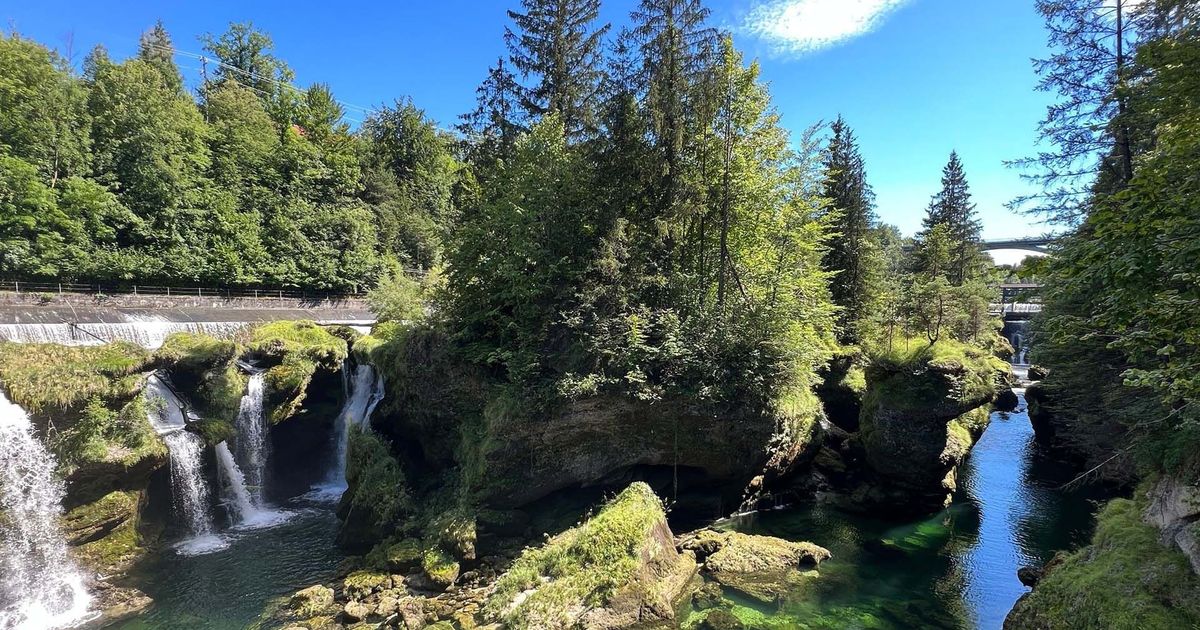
[681,529,830,605]
[483,482,697,629]
[1005,498,1200,629]
[246,321,348,425]
[62,489,155,576]
[857,340,1008,510]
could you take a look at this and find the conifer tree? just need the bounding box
[821,116,879,345]
[920,151,983,287]
[458,57,524,172]
[628,0,716,286]
[137,21,183,94]
[504,0,610,140]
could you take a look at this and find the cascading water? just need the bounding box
[215,442,256,524]
[144,375,226,554]
[0,392,93,629]
[308,363,384,499]
[0,318,247,349]
[234,372,269,504]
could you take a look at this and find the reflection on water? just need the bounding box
[111,507,343,630]
[716,394,1104,629]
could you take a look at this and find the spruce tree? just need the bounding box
[458,57,524,171]
[137,21,183,94]
[628,0,716,287]
[504,0,610,140]
[920,151,983,286]
[821,116,879,345]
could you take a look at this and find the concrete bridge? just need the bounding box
[980,237,1055,253]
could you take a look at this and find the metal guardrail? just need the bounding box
[0,280,365,301]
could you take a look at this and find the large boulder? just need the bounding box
[482,482,697,629]
[681,529,830,605]
[856,341,1008,510]
[370,327,821,515]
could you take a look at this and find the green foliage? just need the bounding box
[342,427,415,543]
[1008,498,1200,629]
[484,482,667,628]
[821,116,883,345]
[0,25,459,291]
[366,267,426,323]
[53,395,160,470]
[1029,16,1200,482]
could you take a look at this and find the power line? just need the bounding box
[144,41,376,118]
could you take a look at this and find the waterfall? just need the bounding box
[214,442,256,524]
[144,375,226,554]
[0,318,247,349]
[234,372,268,505]
[0,392,93,629]
[308,364,384,500]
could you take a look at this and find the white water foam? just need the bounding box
[0,392,93,629]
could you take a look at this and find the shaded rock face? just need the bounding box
[1025,380,1136,488]
[816,351,866,432]
[1145,477,1200,575]
[477,395,805,511]
[371,329,817,516]
[855,353,1002,510]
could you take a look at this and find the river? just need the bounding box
[707,392,1107,629]
[104,394,1102,629]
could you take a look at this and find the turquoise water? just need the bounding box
[110,505,343,630]
[705,393,1105,629]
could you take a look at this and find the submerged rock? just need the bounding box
[681,529,830,605]
[482,482,697,629]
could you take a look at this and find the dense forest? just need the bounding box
[0,22,461,291]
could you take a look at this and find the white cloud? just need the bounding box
[743,0,914,56]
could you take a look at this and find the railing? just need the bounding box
[0,280,365,301]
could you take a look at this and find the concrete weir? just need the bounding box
[0,292,374,348]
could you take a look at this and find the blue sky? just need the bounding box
[4,0,1056,245]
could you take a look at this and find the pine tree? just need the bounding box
[458,57,524,172]
[920,152,983,286]
[137,20,183,94]
[821,116,879,345]
[504,0,610,141]
[628,0,716,286]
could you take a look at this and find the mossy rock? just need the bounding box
[343,570,391,600]
[288,585,337,618]
[244,322,348,425]
[421,544,460,591]
[857,339,1002,509]
[817,346,868,431]
[154,333,240,384]
[62,490,151,575]
[684,530,829,606]
[1006,498,1200,629]
[336,428,415,551]
[0,341,148,419]
[383,538,422,572]
[483,482,697,629]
